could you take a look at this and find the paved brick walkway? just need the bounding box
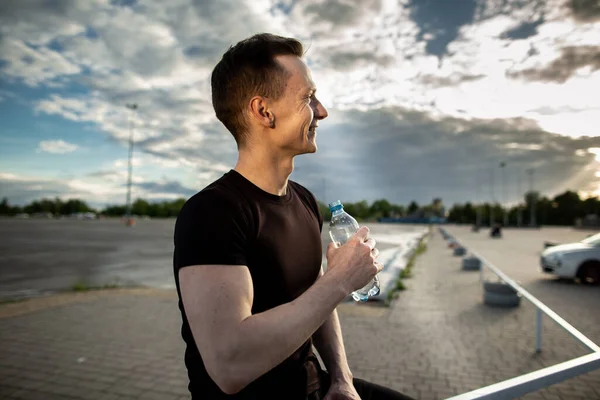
[1,234,599,399]
[0,290,189,400]
[338,231,600,399]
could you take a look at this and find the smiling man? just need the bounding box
[173,33,413,400]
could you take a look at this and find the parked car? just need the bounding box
[540,233,600,284]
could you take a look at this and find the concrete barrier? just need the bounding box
[462,256,481,271]
[453,246,466,256]
[483,281,521,307]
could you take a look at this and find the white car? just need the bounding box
[540,233,600,284]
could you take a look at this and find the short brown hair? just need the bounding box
[211,33,304,145]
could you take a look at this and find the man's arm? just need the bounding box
[312,308,353,384]
[179,227,378,395]
[180,263,348,394]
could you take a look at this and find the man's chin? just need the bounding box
[296,143,317,156]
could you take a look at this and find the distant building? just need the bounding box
[577,214,599,229]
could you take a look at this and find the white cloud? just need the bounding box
[2,0,599,139]
[0,38,82,86]
[418,10,600,137]
[504,143,544,151]
[0,0,99,45]
[1,0,600,205]
[37,140,79,154]
[588,148,600,162]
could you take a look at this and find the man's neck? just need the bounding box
[234,147,295,196]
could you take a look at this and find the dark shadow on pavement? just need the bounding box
[456,302,522,326]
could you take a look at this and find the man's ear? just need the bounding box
[249,96,275,128]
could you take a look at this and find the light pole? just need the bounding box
[489,165,495,227]
[500,162,508,227]
[475,169,481,227]
[125,103,138,226]
[527,168,536,227]
[517,168,523,228]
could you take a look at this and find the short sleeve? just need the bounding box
[174,191,251,270]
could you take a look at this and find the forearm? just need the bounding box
[312,309,353,384]
[225,272,348,392]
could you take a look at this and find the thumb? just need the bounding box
[326,241,338,257]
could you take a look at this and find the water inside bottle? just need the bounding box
[329,225,355,247]
[328,201,380,302]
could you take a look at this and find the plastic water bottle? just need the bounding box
[328,200,380,302]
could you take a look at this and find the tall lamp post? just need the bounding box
[517,168,523,228]
[489,165,495,227]
[475,169,481,227]
[500,162,508,227]
[125,103,138,227]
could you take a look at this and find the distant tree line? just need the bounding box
[0,197,186,218]
[1,196,439,222]
[102,198,187,218]
[0,197,95,216]
[2,190,598,227]
[317,198,441,222]
[447,190,600,227]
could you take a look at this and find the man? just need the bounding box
[174,33,414,400]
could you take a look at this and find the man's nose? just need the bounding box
[314,101,328,120]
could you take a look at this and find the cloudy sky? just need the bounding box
[1,0,600,209]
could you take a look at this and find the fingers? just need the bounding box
[371,247,380,259]
[354,226,370,241]
[374,261,384,273]
[364,237,376,250]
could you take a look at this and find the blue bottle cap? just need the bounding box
[328,200,343,212]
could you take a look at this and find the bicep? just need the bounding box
[179,264,254,367]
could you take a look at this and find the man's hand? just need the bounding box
[325,226,382,294]
[324,381,361,400]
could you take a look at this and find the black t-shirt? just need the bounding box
[173,169,324,399]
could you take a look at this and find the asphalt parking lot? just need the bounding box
[446,225,600,346]
[0,218,178,300]
[0,218,422,301]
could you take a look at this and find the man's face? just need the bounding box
[268,55,328,156]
